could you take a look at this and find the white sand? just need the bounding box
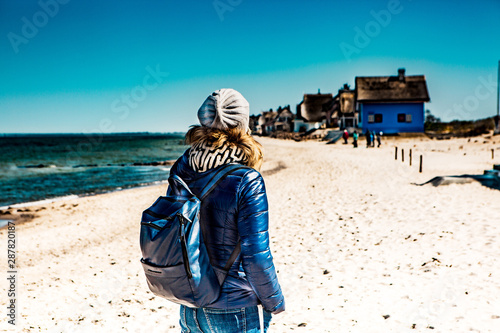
[1,135,499,332]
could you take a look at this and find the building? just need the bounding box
[324,84,358,129]
[256,111,278,136]
[250,106,294,136]
[356,68,430,134]
[274,106,294,132]
[249,114,260,133]
[295,90,333,132]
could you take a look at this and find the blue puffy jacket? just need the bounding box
[169,150,285,314]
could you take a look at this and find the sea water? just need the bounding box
[0,133,188,207]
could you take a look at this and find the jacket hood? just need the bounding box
[170,149,231,186]
[170,149,196,182]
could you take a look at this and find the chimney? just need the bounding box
[343,83,350,90]
[398,68,405,81]
[318,88,321,94]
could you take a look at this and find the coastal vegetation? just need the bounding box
[424,110,497,138]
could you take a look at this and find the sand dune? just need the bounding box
[1,135,499,332]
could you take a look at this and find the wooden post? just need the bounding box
[402,149,404,162]
[419,155,423,173]
[409,149,412,166]
[395,147,398,160]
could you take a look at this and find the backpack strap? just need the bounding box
[214,240,242,285]
[168,163,244,198]
[198,163,248,285]
[168,174,195,197]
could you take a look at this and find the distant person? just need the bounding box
[370,130,375,147]
[342,129,349,144]
[376,131,382,148]
[353,130,358,148]
[167,89,285,332]
[365,129,371,147]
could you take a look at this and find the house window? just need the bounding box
[398,113,413,123]
[368,114,375,123]
[374,114,383,123]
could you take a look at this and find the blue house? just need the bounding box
[356,68,430,134]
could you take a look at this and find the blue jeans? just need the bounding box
[180,305,272,333]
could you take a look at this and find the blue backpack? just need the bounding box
[140,164,245,307]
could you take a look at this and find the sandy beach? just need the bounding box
[1,135,500,332]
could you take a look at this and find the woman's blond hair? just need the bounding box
[185,125,263,171]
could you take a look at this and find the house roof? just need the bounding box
[278,108,294,118]
[299,93,333,122]
[355,72,430,103]
[262,111,278,119]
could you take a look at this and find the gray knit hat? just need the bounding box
[197,88,249,130]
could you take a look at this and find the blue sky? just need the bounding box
[0,0,499,133]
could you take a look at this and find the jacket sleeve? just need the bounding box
[237,170,285,314]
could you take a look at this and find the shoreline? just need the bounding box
[0,177,172,211]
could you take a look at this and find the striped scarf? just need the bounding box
[188,139,246,173]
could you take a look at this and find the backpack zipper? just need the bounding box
[144,209,175,220]
[178,214,193,279]
[140,221,162,230]
[180,238,193,279]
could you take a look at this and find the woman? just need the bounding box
[168,89,285,332]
